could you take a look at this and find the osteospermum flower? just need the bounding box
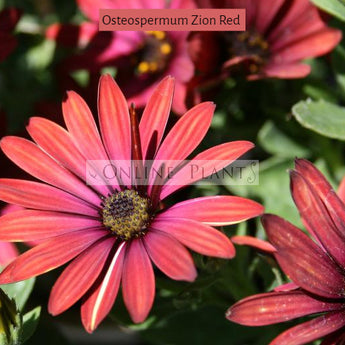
[189,0,341,87]
[46,0,195,114]
[0,74,263,332]
[227,159,345,345]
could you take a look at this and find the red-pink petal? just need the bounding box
[270,310,345,345]
[255,0,284,34]
[0,210,101,241]
[158,196,263,226]
[139,76,175,160]
[294,159,345,238]
[98,75,131,163]
[262,214,345,299]
[0,136,100,206]
[290,169,345,269]
[338,174,345,204]
[151,218,235,259]
[231,235,276,253]
[81,242,126,333]
[148,102,215,191]
[62,91,110,162]
[122,239,155,323]
[144,230,197,282]
[27,116,109,196]
[262,63,311,79]
[0,242,18,266]
[227,290,343,326]
[160,141,254,199]
[48,236,116,315]
[0,179,99,216]
[272,28,342,64]
[0,229,107,283]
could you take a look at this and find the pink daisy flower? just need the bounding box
[46,0,195,114]
[189,0,342,88]
[227,159,345,345]
[0,74,263,332]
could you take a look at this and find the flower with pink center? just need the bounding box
[227,159,345,345]
[189,0,342,89]
[46,0,195,114]
[0,74,263,332]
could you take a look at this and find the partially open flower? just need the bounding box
[46,0,195,114]
[227,159,345,345]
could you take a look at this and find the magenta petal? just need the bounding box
[158,196,263,226]
[0,210,101,241]
[122,239,155,323]
[290,170,345,269]
[270,310,345,345]
[262,214,345,299]
[0,229,107,283]
[139,76,175,160]
[81,242,126,333]
[48,237,115,315]
[144,230,197,282]
[160,141,254,199]
[0,136,100,206]
[152,218,235,259]
[227,290,343,326]
[0,179,99,216]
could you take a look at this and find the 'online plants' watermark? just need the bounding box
[86,160,259,186]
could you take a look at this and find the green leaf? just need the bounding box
[20,307,41,344]
[1,278,35,311]
[258,121,310,157]
[332,44,345,97]
[310,0,345,21]
[292,98,345,140]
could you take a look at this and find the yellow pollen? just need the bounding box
[138,61,150,73]
[148,31,166,40]
[160,43,172,55]
[149,62,158,72]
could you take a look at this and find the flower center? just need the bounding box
[102,189,152,241]
[222,30,270,74]
[136,31,172,75]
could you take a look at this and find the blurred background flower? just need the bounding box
[46,0,195,114]
[188,0,342,99]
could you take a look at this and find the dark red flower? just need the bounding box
[189,0,342,89]
[227,159,345,345]
[0,8,21,62]
[46,0,195,114]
